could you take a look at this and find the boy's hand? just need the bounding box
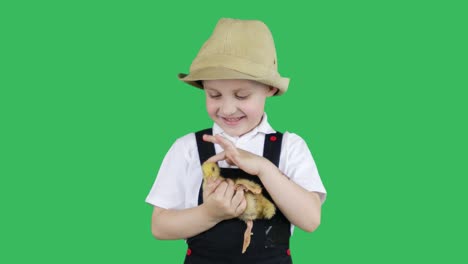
[203,134,268,176]
[203,178,247,221]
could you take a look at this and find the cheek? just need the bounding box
[205,99,218,116]
[242,98,265,114]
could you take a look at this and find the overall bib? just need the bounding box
[184,129,292,264]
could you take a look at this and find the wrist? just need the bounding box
[200,203,223,224]
[257,158,277,179]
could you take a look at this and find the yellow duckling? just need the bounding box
[202,161,276,253]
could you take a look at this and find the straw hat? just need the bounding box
[178,18,290,95]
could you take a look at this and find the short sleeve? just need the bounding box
[145,138,188,209]
[281,133,327,203]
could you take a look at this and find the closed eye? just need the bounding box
[235,95,249,100]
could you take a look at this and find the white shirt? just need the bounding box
[145,114,327,232]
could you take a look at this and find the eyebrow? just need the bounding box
[204,87,219,92]
[204,87,252,93]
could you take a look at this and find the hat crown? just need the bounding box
[178,18,290,95]
[191,18,278,73]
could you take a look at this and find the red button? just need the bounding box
[286,249,291,256]
[187,248,192,256]
[270,135,277,142]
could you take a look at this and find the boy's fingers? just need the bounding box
[236,197,247,215]
[204,134,235,151]
[206,178,222,192]
[206,152,226,163]
[204,135,239,163]
[224,179,235,200]
[214,181,228,196]
[204,179,224,203]
[204,182,215,196]
[203,134,219,144]
[231,189,244,207]
[214,135,236,151]
[214,178,223,186]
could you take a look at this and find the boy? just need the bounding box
[146,18,326,263]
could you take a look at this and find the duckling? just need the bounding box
[202,161,276,253]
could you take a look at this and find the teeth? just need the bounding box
[224,117,242,122]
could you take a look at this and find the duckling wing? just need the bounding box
[235,178,262,194]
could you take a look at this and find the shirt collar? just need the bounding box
[212,113,276,142]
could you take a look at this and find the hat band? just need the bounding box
[190,54,279,79]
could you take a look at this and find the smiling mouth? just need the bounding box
[220,116,245,125]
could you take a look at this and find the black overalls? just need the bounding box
[184,129,293,264]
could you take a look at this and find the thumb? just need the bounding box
[206,178,222,194]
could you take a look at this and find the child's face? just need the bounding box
[203,79,277,137]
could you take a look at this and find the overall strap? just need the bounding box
[262,133,283,167]
[195,128,215,165]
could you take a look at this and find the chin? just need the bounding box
[213,118,256,137]
[227,127,254,137]
[218,126,242,137]
[224,130,243,137]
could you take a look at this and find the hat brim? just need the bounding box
[178,67,289,95]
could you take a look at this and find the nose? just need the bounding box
[220,99,237,116]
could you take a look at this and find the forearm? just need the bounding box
[258,161,322,232]
[151,204,219,240]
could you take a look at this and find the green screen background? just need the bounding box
[1,0,467,263]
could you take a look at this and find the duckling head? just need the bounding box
[202,162,221,180]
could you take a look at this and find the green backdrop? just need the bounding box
[1,0,467,263]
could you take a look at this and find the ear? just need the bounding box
[267,86,279,97]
